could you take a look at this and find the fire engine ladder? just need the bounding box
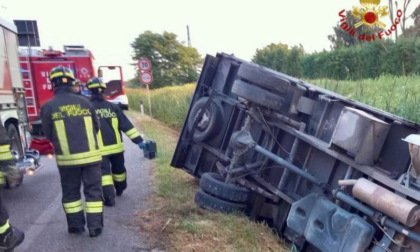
[20,58,38,117]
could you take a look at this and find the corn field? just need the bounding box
[126,84,196,130]
[309,75,420,124]
[127,75,420,130]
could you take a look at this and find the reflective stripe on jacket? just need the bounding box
[92,100,143,156]
[0,121,13,163]
[41,88,102,167]
[0,145,12,161]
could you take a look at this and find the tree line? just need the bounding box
[299,36,419,80]
[130,4,419,88]
[253,4,420,80]
[253,37,420,80]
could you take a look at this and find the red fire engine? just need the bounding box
[19,45,128,135]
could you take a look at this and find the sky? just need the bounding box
[0,0,417,80]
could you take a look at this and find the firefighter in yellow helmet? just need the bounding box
[41,67,103,237]
[87,77,144,206]
[0,120,24,250]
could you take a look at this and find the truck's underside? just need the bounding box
[171,53,420,251]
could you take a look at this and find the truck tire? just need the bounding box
[232,80,285,110]
[187,97,223,141]
[7,124,24,162]
[200,172,250,203]
[237,63,291,94]
[194,189,247,214]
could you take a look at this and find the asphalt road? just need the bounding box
[3,134,153,252]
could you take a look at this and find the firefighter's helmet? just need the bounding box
[49,66,76,87]
[87,77,106,94]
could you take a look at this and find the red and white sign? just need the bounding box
[137,58,152,71]
[139,71,153,85]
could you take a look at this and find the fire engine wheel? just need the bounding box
[194,189,247,214]
[237,63,291,94]
[232,80,285,110]
[187,97,223,142]
[6,124,24,187]
[199,172,250,203]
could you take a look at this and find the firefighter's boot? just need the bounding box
[0,226,24,251]
[103,196,115,207]
[116,189,124,196]
[68,227,85,234]
[89,228,102,238]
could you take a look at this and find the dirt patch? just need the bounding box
[136,197,170,251]
[127,111,180,140]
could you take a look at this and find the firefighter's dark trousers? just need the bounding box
[0,171,10,235]
[58,164,103,230]
[101,153,127,199]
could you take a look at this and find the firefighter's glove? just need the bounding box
[138,142,147,150]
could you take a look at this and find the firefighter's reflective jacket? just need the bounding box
[41,90,102,167]
[0,121,13,185]
[0,121,13,164]
[91,100,143,156]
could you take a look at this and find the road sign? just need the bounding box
[137,58,152,71]
[139,71,153,85]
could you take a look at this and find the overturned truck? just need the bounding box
[171,53,420,251]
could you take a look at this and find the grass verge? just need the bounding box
[128,111,288,252]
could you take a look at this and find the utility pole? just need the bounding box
[187,25,191,47]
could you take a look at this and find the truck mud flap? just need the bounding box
[286,193,374,252]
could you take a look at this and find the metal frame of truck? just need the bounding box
[171,53,420,251]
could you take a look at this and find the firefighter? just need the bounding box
[71,79,82,95]
[86,77,145,206]
[0,120,25,250]
[41,67,103,237]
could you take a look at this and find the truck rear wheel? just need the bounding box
[199,172,250,203]
[194,189,247,214]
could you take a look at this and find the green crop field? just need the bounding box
[309,75,420,124]
[127,83,195,130]
[127,75,420,130]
